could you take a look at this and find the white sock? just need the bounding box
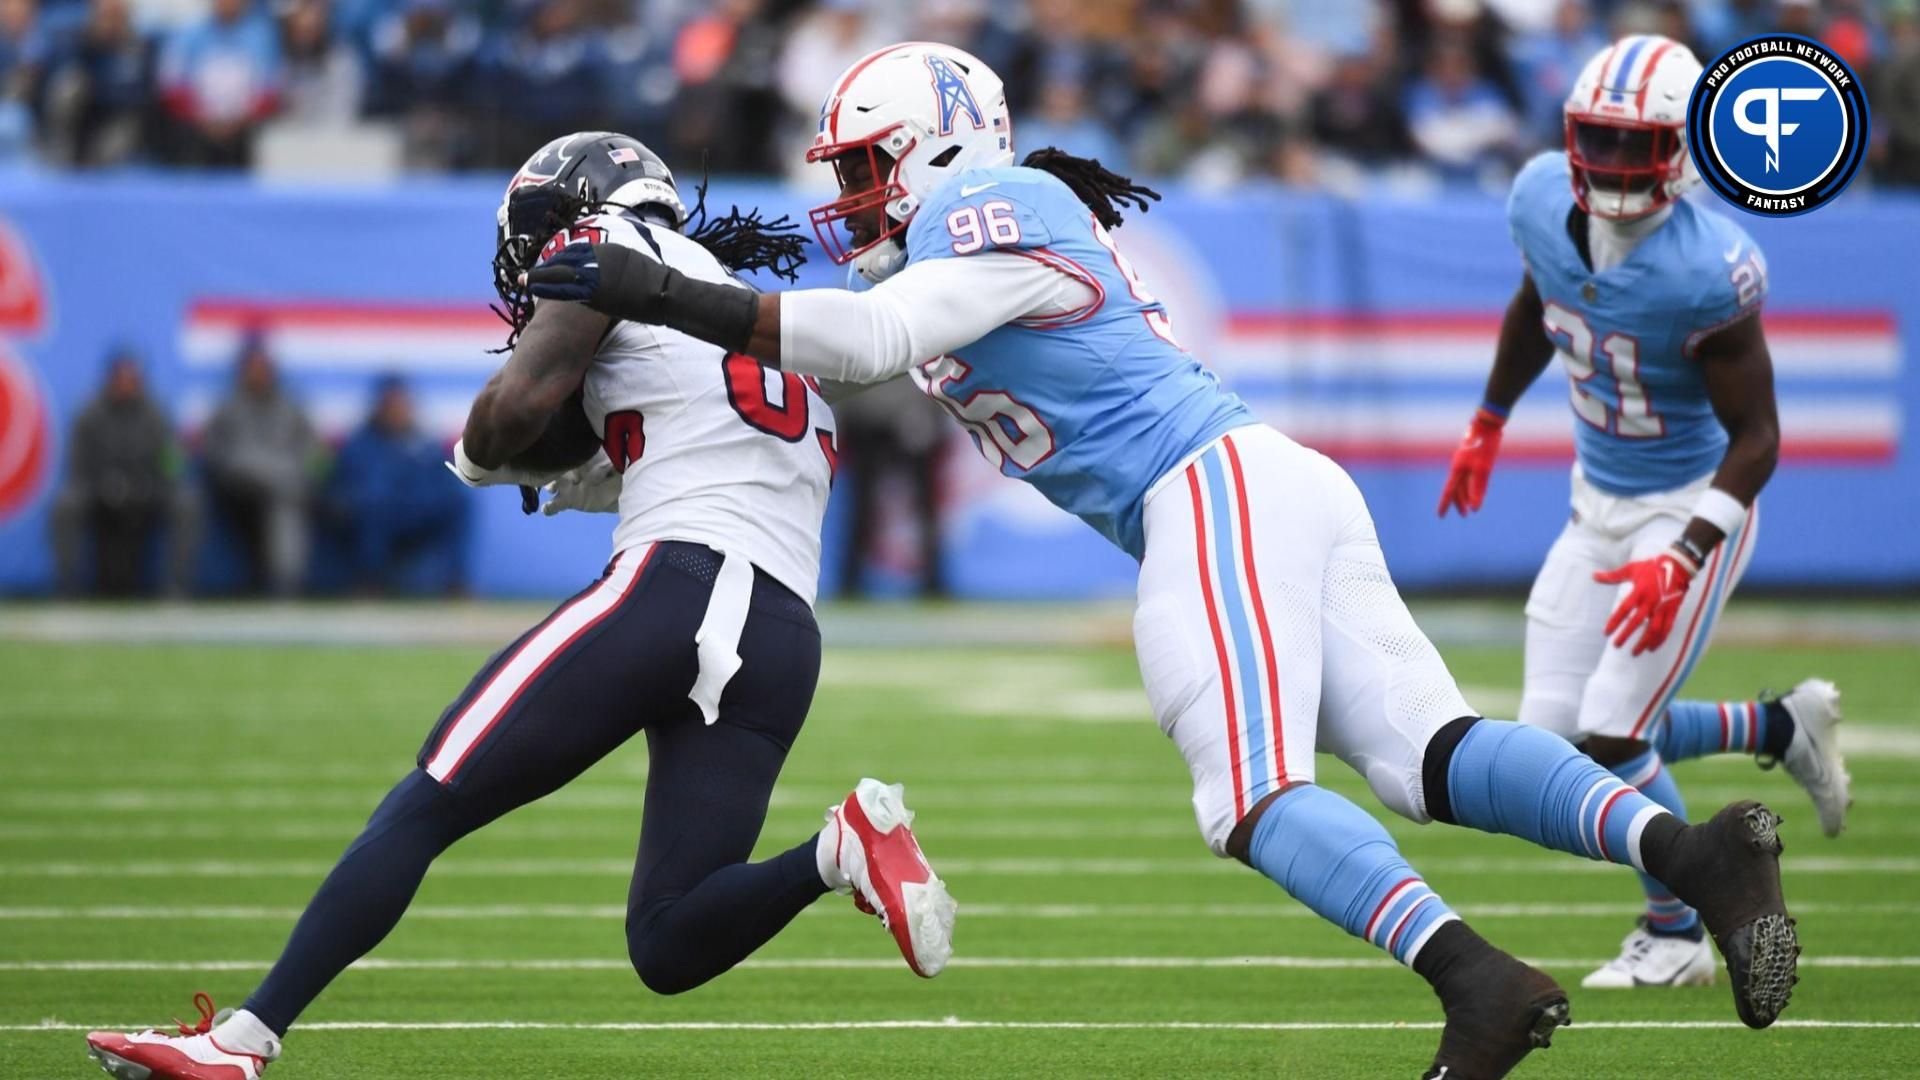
[816,812,849,893]
[212,1009,281,1059]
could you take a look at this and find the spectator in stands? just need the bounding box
[201,335,317,597]
[1308,38,1413,172]
[0,0,46,164]
[777,0,891,163]
[667,0,784,175]
[39,0,154,167]
[366,0,481,169]
[834,378,947,600]
[1018,66,1129,169]
[157,0,282,166]
[278,0,362,127]
[485,0,607,164]
[1506,0,1607,145]
[50,348,200,597]
[324,375,469,596]
[1877,0,1920,186]
[1404,33,1521,184]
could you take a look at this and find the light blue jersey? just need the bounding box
[900,165,1253,557]
[1508,152,1766,495]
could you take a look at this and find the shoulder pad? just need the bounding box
[906,166,1068,264]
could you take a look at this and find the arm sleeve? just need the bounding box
[777,250,1080,382]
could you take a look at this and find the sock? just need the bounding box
[243,770,478,1035]
[1443,720,1676,872]
[1246,785,1459,967]
[817,817,847,891]
[626,835,830,994]
[209,1008,280,1058]
[1610,748,1702,937]
[1657,699,1793,762]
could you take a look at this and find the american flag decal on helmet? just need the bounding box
[608,148,641,165]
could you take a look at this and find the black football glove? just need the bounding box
[524,241,757,354]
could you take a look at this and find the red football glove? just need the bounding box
[1437,408,1507,517]
[1594,545,1702,655]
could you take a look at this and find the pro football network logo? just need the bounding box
[1688,35,1868,217]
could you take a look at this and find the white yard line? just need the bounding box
[4,956,1916,974]
[3,900,1918,922]
[4,1018,1917,1033]
[2,855,1913,878]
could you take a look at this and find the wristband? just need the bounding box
[1476,401,1511,424]
[448,439,492,488]
[1671,537,1707,572]
[1689,486,1749,538]
[598,243,758,354]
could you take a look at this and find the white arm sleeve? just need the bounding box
[777,251,1094,382]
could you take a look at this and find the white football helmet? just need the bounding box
[807,42,1015,282]
[1564,35,1702,219]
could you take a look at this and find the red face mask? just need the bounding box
[807,125,913,266]
[1565,114,1684,218]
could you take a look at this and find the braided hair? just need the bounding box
[1020,147,1161,230]
[489,172,808,353]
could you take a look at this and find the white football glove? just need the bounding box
[540,455,622,516]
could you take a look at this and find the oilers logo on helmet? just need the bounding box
[926,54,985,137]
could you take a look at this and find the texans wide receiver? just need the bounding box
[84,132,955,1080]
[1438,36,1849,991]
[530,43,1802,1077]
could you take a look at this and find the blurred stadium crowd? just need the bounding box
[1,0,1918,187]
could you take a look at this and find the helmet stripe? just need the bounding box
[823,41,943,143]
[1607,36,1650,101]
[1633,41,1677,118]
[1588,41,1623,108]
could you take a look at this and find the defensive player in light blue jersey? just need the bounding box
[1440,36,1849,992]
[531,42,1801,1076]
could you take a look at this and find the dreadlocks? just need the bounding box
[682,173,808,285]
[489,172,809,354]
[1021,147,1161,231]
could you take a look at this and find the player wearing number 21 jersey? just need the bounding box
[530,43,1802,1076]
[1438,36,1849,994]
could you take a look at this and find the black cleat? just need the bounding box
[1421,926,1571,1079]
[1658,801,1800,1028]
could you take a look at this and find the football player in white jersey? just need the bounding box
[1439,37,1850,991]
[528,44,1803,1077]
[85,133,956,1080]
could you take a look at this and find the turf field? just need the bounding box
[2,604,1917,1078]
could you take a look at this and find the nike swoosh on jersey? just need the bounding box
[959,182,999,197]
[1724,242,1742,262]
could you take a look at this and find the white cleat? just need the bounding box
[86,995,278,1079]
[823,778,957,977]
[1581,921,1716,989]
[1768,678,1851,838]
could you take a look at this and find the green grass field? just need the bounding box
[2,608,1916,1078]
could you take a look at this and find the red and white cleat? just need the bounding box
[823,778,957,977]
[86,993,278,1080]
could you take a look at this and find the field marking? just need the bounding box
[4,1018,1916,1034]
[3,855,1914,878]
[5,900,1919,923]
[5,956,1917,974]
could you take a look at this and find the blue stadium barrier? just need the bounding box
[0,173,1914,598]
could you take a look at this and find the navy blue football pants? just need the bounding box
[244,542,829,1033]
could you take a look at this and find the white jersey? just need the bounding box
[574,211,836,605]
